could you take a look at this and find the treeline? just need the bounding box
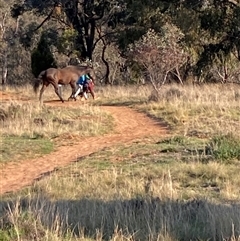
[1,0,240,87]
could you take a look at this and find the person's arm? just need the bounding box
[88,75,93,84]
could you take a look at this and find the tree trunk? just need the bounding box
[101,44,110,84]
[86,19,96,60]
[2,54,8,85]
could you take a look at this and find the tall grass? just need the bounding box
[95,84,151,104]
[0,100,112,138]
[1,156,240,241]
[138,83,240,138]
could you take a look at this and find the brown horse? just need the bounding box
[34,65,96,103]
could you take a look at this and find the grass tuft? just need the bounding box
[208,135,240,161]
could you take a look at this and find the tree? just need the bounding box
[11,0,127,84]
[122,0,240,83]
[128,24,188,98]
[0,0,32,85]
[31,34,57,78]
[0,11,8,85]
[9,0,240,85]
[170,0,240,82]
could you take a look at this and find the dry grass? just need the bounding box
[138,83,240,138]
[1,102,110,138]
[2,148,240,240]
[0,86,114,163]
[1,86,113,138]
[91,83,239,140]
[94,84,151,105]
[1,83,240,241]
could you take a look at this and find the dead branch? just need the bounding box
[33,9,54,32]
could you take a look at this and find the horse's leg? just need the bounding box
[39,81,49,103]
[69,82,77,101]
[52,83,65,102]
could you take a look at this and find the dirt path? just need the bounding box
[0,92,168,195]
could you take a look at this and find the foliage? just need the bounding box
[209,135,240,161]
[180,1,240,82]
[128,24,188,96]
[56,28,78,56]
[31,34,57,77]
[123,0,240,83]
[1,0,240,85]
[0,228,18,241]
[0,0,40,84]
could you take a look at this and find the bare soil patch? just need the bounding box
[0,91,169,194]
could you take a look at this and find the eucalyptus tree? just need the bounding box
[120,0,240,83]
[0,0,35,85]
[115,0,191,85]
[161,0,240,82]
[10,0,240,85]
[11,0,127,83]
[0,0,9,84]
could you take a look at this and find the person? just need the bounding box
[73,74,93,100]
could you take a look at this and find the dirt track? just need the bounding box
[0,91,168,195]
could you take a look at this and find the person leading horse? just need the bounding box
[34,65,96,103]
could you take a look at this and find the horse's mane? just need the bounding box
[67,65,93,70]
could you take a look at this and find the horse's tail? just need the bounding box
[34,70,45,93]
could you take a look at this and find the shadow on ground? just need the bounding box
[1,195,240,240]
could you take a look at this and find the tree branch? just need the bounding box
[228,0,239,6]
[93,27,116,50]
[33,9,54,32]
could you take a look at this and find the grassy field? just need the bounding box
[0,91,114,163]
[0,83,240,241]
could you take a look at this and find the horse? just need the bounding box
[34,65,96,103]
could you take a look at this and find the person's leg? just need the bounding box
[83,92,88,99]
[83,84,88,99]
[88,85,95,99]
[74,85,83,98]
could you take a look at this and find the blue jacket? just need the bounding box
[77,74,90,85]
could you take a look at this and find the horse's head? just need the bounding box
[86,59,93,68]
[75,58,93,68]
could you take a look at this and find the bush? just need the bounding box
[208,135,240,161]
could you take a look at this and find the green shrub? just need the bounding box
[0,227,18,241]
[209,135,240,161]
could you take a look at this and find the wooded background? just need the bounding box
[1,0,240,88]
